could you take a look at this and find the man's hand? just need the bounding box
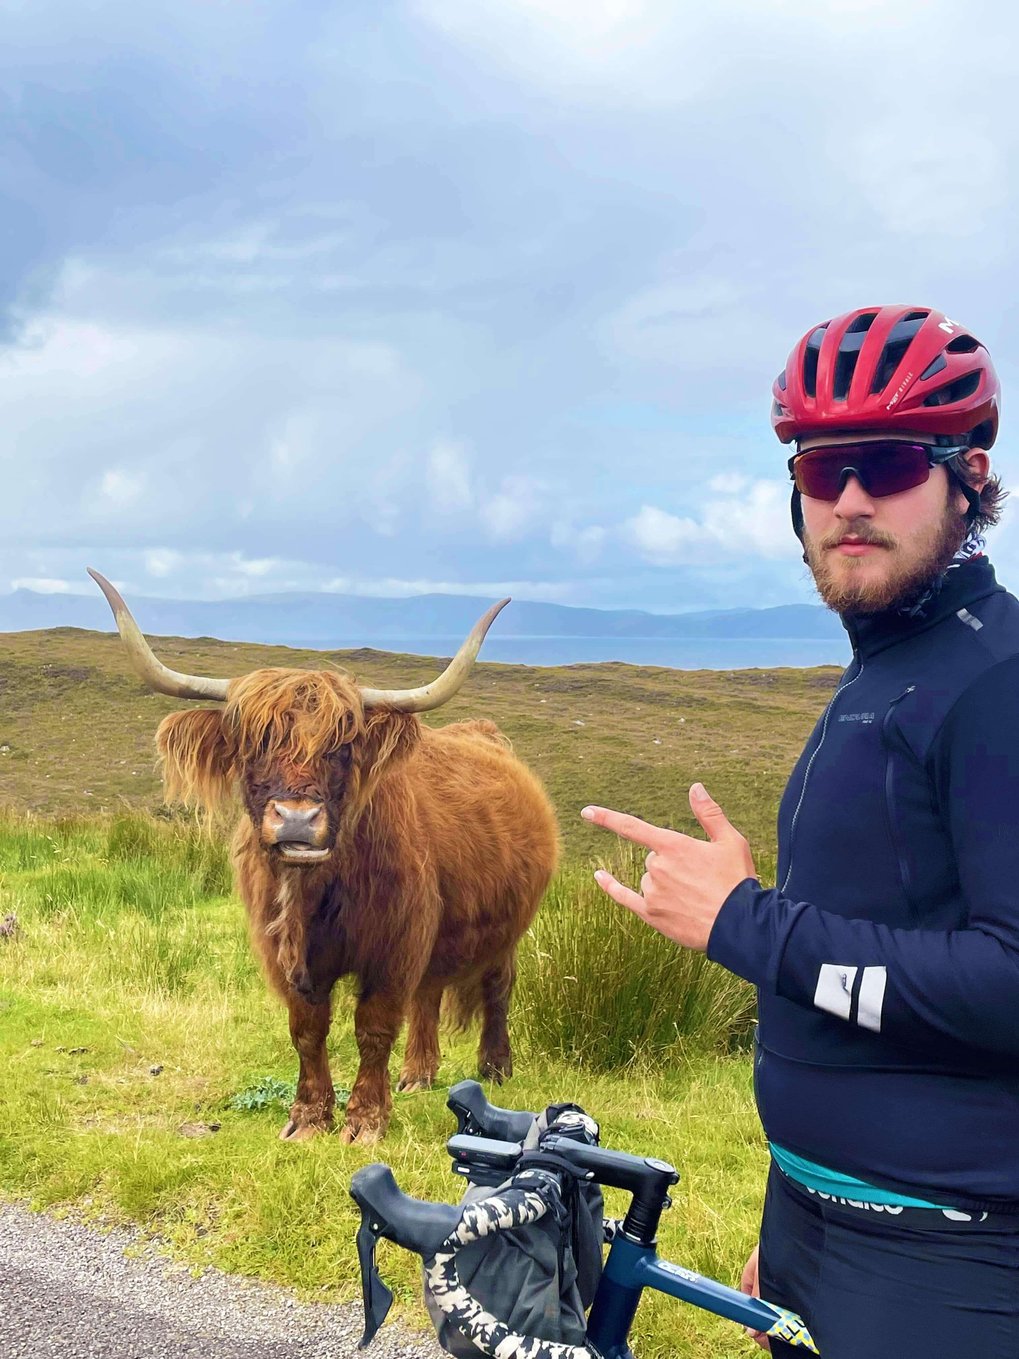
[581,784,756,952]
[740,1244,770,1352]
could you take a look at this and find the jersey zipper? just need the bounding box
[883,684,918,921]
[780,656,865,895]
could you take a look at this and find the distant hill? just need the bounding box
[0,587,844,647]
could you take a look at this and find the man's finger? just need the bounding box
[593,869,648,916]
[689,782,735,843]
[582,805,674,851]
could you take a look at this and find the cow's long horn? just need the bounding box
[88,568,232,702]
[359,597,510,712]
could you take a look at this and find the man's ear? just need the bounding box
[953,450,990,518]
[960,449,991,491]
[156,709,235,811]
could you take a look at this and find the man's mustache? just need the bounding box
[818,524,897,551]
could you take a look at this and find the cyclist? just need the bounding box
[582,305,1019,1356]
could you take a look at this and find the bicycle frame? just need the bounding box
[588,1232,816,1357]
[351,1084,819,1356]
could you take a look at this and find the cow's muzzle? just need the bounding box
[263,799,331,864]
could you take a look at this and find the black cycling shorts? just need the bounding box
[758,1164,1019,1359]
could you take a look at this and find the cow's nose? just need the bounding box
[270,801,324,845]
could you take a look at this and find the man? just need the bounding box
[582,305,1019,1357]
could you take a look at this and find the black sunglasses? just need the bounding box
[790,441,968,501]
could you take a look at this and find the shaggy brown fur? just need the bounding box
[156,667,559,1143]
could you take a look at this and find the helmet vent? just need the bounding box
[776,369,787,392]
[833,349,858,401]
[803,326,827,399]
[846,311,878,334]
[902,310,930,323]
[923,371,981,407]
[871,339,911,394]
[919,354,948,382]
[946,334,980,354]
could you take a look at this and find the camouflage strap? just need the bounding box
[423,1172,819,1358]
[424,1183,599,1359]
[764,1307,819,1352]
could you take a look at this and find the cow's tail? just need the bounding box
[445,954,515,1031]
[445,976,484,1031]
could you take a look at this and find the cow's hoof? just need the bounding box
[278,1119,325,1142]
[396,1074,434,1093]
[478,1060,510,1085]
[340,1118,384,1145]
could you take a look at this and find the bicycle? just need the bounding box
[350,1080,818,1357]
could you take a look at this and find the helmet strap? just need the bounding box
[945,461,982,525]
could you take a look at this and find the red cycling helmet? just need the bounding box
[772,305,999,449]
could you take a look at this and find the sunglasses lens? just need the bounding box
[793,443,932,500]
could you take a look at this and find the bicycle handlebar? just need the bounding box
[349,1094,819,1357]
[446,1079,536,1142]
[350,1163,461,1256]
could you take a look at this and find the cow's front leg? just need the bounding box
[280,992,335,1142]
[341,987,406,1145]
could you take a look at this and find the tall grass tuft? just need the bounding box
[514,847,756,1070]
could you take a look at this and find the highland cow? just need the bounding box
[90,570,558,1144]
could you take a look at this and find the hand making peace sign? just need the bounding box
[581,784,758,953]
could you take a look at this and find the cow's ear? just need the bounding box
[354,710,420,804]
[156,709,235,811]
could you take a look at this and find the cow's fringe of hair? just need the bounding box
[228,669,365,768]
[157,709,236,813]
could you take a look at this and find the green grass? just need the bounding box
[0,808,767,1358]
[0,625,836,856]
[0,633,838,1356]
[515,851,756,1069]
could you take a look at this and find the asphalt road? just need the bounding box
[0,1202,441,1359]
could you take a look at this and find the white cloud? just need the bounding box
[602,274,782,381]
[412,0,934,106]
[320,575,572,602]
[144,549,180,578]
[231,554,279,578]
[163,222,351,267]
[10,577,72,593]
[98,468,143,507]
[424,445,548,544]
[624,505,709,564]
[848,125,1005,238]
[427,439,474,512]
[550,519,607,564]
[479,476,544,542]
[709,472,749,495]
[411,0,696,105]
[623,479,795,565]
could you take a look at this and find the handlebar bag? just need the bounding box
[423,1105,604,1357]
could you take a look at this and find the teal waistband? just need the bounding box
[769,1142,950,1210]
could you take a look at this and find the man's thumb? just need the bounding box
[690,783,731,841]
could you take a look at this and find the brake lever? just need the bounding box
[354,1212,394,1348]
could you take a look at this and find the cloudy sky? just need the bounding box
[3,0,1018,614]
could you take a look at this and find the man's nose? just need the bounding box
[833,473,875,519]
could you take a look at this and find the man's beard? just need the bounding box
[803,497,969,616]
